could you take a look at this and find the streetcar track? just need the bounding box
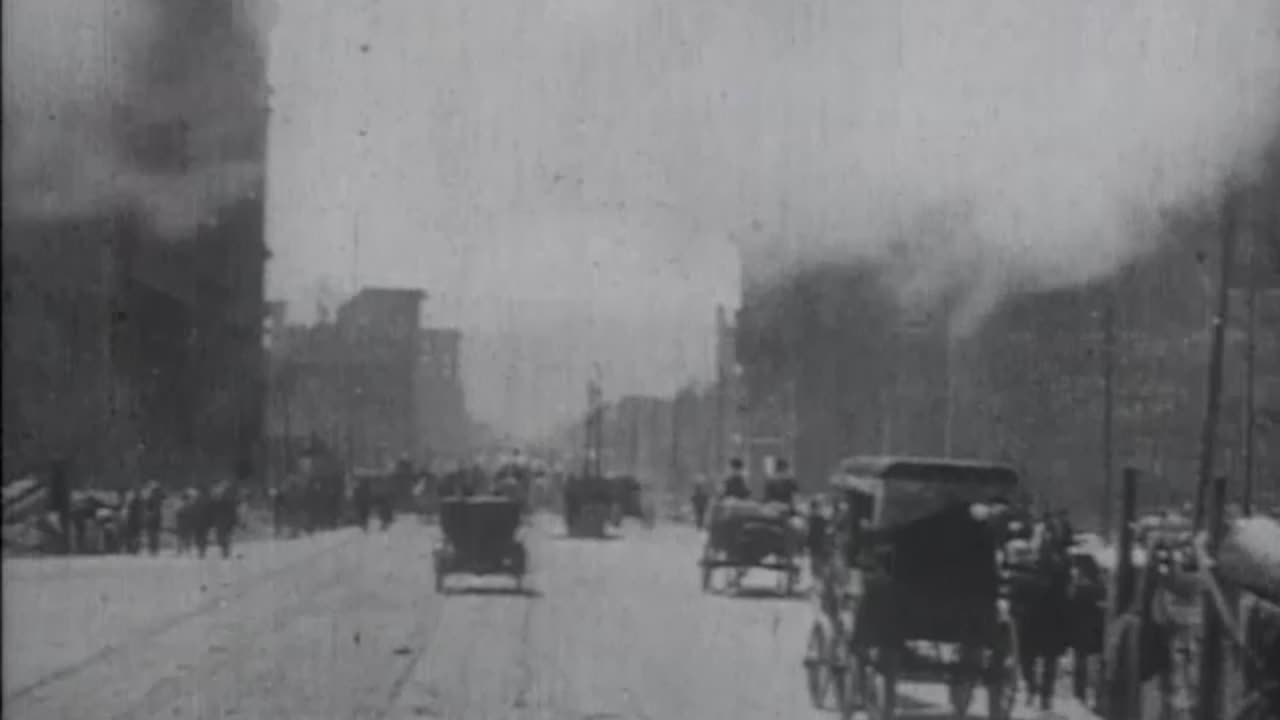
[110,546,360,720]
[127,522,443,720]
[376,520,547,719]
[374,614,442,720]
[5,530,360,703]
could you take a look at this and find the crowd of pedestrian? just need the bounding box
[34,460,244,558]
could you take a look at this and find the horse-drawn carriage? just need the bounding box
[803,456,1022,720]
[433,496,528,592]
[699,499,801,595]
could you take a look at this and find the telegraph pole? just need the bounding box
[1194,189,1240,532]
[1101,283,1117,541]
[943,335,956,457]
[1241,225,1259,515]
[670,389,681,490]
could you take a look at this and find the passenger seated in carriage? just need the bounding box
[762,459,798,511]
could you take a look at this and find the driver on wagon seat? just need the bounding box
[721,458,750,500]
[763,458,798,511]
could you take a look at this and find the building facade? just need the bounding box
[733,223,1279,520]
[267,288,477,475]
[4,2,270,489]
[4,197,268,487]
[267,288,427,473]
[417,327,468,462]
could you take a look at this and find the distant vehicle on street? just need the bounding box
[433,495,529,593]
[699,498,801,595]
[563,475,614,538]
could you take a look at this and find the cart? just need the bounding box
[433,496,528,592]
[802,456,1022,719]
[700,499,801,595]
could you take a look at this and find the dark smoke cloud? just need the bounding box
[526,0,1280,332]
[3,0,269,239]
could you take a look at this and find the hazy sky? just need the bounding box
[6,0,1278,440]
[264,0,743,438]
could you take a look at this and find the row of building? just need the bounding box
[264,287,472,476]
[549,202,1277,523]
[729,213,1280,522]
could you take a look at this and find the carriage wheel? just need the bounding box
[829,639,869,720]
[803,622,832,708]
[862,646,899,720]
[1100,616,1144,720]
[986,621,1020,720]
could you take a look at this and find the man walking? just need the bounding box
[805,498,830,583]
[48,460,73,555]
[143,480,166,555]
[691,478,710,529]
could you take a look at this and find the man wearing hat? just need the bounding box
[721,458,750,500]
[763,458,799,512]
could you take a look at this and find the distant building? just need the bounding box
[267,288,477,475]
[336,288,425,469]
[417,327,468,461]
[733,227,1278,519]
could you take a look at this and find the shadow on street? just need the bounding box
[440,584,543,599]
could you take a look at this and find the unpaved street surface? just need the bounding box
[4,517,1098,720]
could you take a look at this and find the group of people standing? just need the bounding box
[44,460,241,558]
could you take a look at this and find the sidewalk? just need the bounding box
[2,529,356,697]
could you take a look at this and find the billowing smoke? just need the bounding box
[534,0,1280,330]
[3,0,270,239]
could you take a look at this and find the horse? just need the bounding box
[1008,521,1075,711]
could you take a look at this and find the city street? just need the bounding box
[4,517,1098,720]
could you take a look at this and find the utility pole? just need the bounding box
[1101,283,1117,541]
[629,404,640,476]
[581,374,604,480]
[1194,189,1240,532]
[582,380,594,479]
[670,390,681,492]
[943,335,956,457]
[714,366,725,476]
[1241,224,1259,515]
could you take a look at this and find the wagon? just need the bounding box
[433,496,528,592]
[802,456,1022,719]
[699,499,801,595]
